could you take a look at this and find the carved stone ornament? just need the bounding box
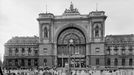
[57,28,85,44]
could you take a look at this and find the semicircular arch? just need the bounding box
[54,23,88,43]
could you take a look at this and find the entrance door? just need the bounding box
[57,27,86,68]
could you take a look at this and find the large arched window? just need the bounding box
[114,58,118,66]
[57,27,86,68]
[57,27,86,55]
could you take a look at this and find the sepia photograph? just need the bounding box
[0,0,134,75]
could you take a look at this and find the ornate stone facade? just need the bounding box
[4,36,39,68]
[105,35,134,69]
[4,3,134,69]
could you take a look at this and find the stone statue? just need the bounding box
[95,30,99,37]
[44,27,48,38]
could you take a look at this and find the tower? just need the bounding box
[89,11,107,68]
[37,13,54,67]
[89,11,107,42]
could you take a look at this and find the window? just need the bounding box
[34,59,38,66]
[9,48,12,52]
[44,48,47,53]
[28,48,31,53]
[107,46,111,55]
[114,58,118,66]
[21,59,24,66]
[22,48,25,53]
[107,58,111,66]
[28,59,31,66]
[8,60,12,66]
[15,48,18,56]
[15,48,18,53]
[9,48,12,56]
[122,47,125,55]
[96,58,99,65]
[129,58,133,66]
[44,58,47,66]
[122,58,125,66]
[95,47,100,52]
[129,47,133,55]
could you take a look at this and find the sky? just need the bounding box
[0,0,134,61]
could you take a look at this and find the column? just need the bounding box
[12,48,15,56]
[111,58,114,67]
[78,46,81,54]
[25,47,28,56]
[62,57,63,67]
[126,58,129,67]
[80,58,81,68]
[19,48,22,56]
[74,57,75,68]
[31,47,34,56]
[118,58,121,67]
[62,46,64,55]
[73,45,75,55]
[54,44,57,67]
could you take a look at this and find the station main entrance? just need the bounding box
[57,27,86,68]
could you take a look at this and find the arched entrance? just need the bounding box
[57,27,86,68]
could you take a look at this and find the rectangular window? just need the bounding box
[9,48,12,56]
[28,59,31,66]
[95,47,100,52]
[96,58,99,65]
[15,48,18,53]
[107,46,111,55]
[44,48,47,53]
[34,59,38,66]
[122,58,125,66]
[129,59,133,66]
[28,48,31,53]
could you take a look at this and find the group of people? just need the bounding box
[2,68,134,75]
